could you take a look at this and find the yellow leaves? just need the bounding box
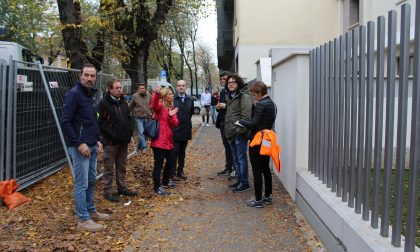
[63,24,82,29]
[27,231,37,238]
[125,214,131,219]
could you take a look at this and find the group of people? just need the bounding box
[61,63,277,232]
[214,72,277,208]
[61,64,194,232]
[200,87,220,126]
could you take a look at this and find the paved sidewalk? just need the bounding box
[127,123,324,251]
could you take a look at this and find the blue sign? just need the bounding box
[160,70,167,77]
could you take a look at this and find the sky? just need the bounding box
[196,0,218,64]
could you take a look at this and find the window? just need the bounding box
[349,0,360,26]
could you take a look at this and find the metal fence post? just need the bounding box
[316,47,321,177]
[363,21,375,221]
[327,41,334,188]
[320,43,330,184]
[392,3,411,247]
[309,50,314,173]
[332,37,340,193]
[349,27,359,208]
[372,15,385,229]
[337,35,345,197]
[404,0,420,250]
[343,31,352,202]
[0,60,6,181]
[381,9,397,237]
[356,25,366,214]
[5,57,15,180]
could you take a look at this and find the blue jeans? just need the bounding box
[229,135,249,186]
[210,106,217,123]
[68,145,98,221]
[135,117,148,150]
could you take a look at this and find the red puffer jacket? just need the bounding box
[150,92,179,150]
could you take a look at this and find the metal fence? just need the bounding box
[309,2,419,251]
[0,60,7,181]
[0,60,137,190]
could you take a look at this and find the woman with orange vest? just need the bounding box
[237,81,276,208]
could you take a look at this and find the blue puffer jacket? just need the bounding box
[61,82,101,147]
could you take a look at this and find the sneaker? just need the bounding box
[104,193,120,202]
[155,187,170,196]
[206,123,210,127]
[161,181,176,189]
[217,168,232,176]
[232,184,250,193]
[262,195,273,205]
[177,172,188,180]
[118,189,138,196]
[77,219,103,232]
[228,170,237,181]
[246,199,264,208]
[90,211,111,221]
[228,181,240,188]
[201,122,205,126]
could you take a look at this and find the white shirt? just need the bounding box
[200,92,211,106]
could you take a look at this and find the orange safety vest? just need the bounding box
[249,129,282,173]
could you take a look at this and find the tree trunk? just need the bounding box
[57,0,85,70]
[123,44,149,94]
[57,0,105,71]
[187,65,194,96]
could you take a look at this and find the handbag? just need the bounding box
[144,118,160,139]
[199,106,206,116]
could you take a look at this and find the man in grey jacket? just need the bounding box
[129,83,152,153]
[224,73,253,193]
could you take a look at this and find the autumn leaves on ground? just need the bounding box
[0,122,323,251]
[0,125,199,251]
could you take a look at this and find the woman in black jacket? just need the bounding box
[238,81,276,208]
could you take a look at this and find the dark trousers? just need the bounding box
[152,147,174,190]
[202,105,210,123]
[173,140,188,176]
[249,145,272,201]
[103,144,128,194]
[219,123,233,171]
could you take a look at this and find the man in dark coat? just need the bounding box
[216,72,234,177]
[172,80,194,180]
[97,79,137,202]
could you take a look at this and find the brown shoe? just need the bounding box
[90,211,111,221]
[78,219,103,232]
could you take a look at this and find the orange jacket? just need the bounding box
[249,129,282,173]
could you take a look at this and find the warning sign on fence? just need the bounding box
[49,81,58,88]
[16,74,33,92]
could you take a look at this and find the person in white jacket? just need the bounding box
[200,88,211,126]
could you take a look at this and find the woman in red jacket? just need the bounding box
[150,86,179,195]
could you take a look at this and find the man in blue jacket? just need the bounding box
[61,63,110,232]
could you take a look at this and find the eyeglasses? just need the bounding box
[227,81,236,84]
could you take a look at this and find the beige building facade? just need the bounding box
[217,0,416,82]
